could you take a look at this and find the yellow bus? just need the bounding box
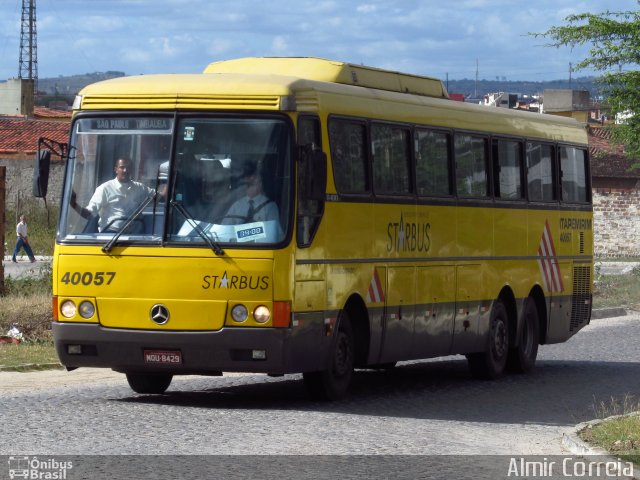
[37,57,593,399]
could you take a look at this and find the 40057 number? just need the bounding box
[60,271,116,286]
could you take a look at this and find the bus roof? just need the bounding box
[75,57,585,144]
[203,57,449,99]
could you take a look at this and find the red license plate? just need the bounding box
[144,350,182,365]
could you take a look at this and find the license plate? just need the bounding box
[143,350,182,365]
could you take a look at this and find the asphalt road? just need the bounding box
[0,314,638,479]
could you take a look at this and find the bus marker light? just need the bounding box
[324,317,336,337]
[52,296,59,321]
[61,300,77,318]
[272,301,291,328]
[231,304,248,323]
[67,345,82,355]
[253,305,271,323]
[252,350,266,360]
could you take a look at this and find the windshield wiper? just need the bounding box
[102,193,157,253]
[170,200,225,256]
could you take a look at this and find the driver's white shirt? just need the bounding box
[87,178,153,231]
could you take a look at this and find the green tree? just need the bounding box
[533,5,640,158]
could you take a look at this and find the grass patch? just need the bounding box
[0,342,60,371]
[0,262,55,370]
[593,265,640,310]
[580,396,640,463]
[0,263,53,343]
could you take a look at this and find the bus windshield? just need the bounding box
[60,115,292,246]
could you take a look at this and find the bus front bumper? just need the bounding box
[52,321,326,375]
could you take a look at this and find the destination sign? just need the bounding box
[85,118,173,131]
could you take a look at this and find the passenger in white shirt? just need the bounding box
[71,158,154,232]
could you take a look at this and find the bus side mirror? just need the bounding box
[300,147,327,201]
[33,149,51,198]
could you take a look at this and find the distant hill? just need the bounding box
[37,71,125,95]
[445,76,600,100]
[35,71,601,100]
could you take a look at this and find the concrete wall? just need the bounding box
[543,89,591,113]
[0,79,34,115]
[1,166,5,290]
[0,158,65,210]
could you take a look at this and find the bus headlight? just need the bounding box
[78,301,95,319]
[60,300,77,318]
[231,304,249,323]
[253,305,271,323]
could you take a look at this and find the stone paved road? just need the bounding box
[0,314,638,478]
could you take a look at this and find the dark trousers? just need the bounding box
[12,238,35,261]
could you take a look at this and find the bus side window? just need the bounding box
[493,139,524,200]
[526,142,556,202]
[328,118,369,194]
[297,116,325,247]
[416,129,451,196]
[455,134,489,198]
[371,123,412,196]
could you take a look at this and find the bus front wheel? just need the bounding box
[303,313,354,400]
[126,372,173,394]
[466,300,509,380]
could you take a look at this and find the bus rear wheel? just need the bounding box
[303,313,354,400]
[126,372,173,394]
[507,298,539,373]
[466,300,509,380]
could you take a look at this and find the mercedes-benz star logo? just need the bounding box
[150,304,170,325]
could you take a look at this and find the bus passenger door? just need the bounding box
[379,266,416,362]
[413,266,455,358]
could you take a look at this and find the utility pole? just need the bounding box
[18,0,38,91]
[569,62,572,89]
[475,58,478,98]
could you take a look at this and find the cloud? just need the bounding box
[1,0,638,81]
[271,36,289,54]
[357,4,377,13]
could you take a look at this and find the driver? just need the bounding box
[71,158,155,232]
[222,162,279,225]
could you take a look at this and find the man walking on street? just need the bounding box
[12,215,36,263]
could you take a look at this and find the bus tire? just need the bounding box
[126,372,173,394]
[466,300,509,380]
[506,298,539,374]
[303,313,354,400]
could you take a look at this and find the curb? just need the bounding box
[0,363,63,372]
[562,413,640,480]
[592,307,628,320]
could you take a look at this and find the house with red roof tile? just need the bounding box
[0,112,69,209]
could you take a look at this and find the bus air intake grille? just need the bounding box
[570,266,591,332]
[80,94,282,110]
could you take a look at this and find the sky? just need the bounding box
[0,0,638,83]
